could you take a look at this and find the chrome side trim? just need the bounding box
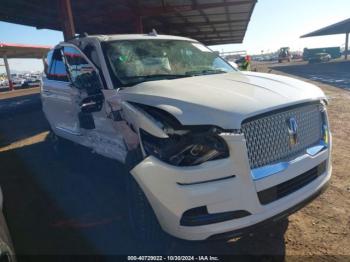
[177,175,236,186]
[306,141,327,156]
[251,141,327,181]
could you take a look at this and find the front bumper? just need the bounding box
[130,133,332,241]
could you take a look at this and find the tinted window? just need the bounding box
[47,49,69,82]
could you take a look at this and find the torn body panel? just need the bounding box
[103,90,231,167]
[85,130,127,161]
[101,90,170,164]
[102,90,140,155]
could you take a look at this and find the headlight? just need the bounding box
[140,127,229,166]
[131,102,229,166]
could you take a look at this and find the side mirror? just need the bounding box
[73,71,102,91]
[80,93,104,113]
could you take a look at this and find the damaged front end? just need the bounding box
[132,103,230,167]
[103,90,230,168]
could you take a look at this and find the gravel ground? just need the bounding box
[0,64,349,259]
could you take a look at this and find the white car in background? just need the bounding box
[41,34,331,242]
[0,79,9,87]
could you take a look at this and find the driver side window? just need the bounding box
[47,49,69,82]
[63,47,94,84]
[63,46,102,93]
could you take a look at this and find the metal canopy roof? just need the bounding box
[0,43,51,58]
[0,0,257,45]
[301,18,350,38]
[0,43,51,59]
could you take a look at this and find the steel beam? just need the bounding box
[179,29,246,38]
[139,0,255,17]
[203,38,243,45]
[59,0,76,40]
[3,55,13,91]
[135,16,144,33]
[345,32,349,60]
[78,0,254,22]
[167,19,247,28]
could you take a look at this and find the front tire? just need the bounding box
[125,148,170,250]
[126,173,170,249]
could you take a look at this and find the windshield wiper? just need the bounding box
[122,74,190,85]
[137,74,188,79]
[185,69,227,76]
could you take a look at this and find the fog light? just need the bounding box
[180,206,251,226]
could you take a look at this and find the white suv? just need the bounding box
[41,34,331,241]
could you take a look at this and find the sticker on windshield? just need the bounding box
[192,43,212,52]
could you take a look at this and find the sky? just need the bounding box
[0,0,349,73]
[210,0,350,54]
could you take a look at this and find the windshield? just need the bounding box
[103,39,236,86]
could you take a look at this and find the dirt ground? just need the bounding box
[254,61,350,259]
[0,61,349,260]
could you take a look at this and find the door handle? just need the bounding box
[81,101,96,107]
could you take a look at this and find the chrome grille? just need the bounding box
[242,103,323,169]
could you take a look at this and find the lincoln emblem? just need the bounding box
[287,117,298,146]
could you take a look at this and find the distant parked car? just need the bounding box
[303,47,341,61]
[308,53,331,63]
[292,53,303,60]
[0,79,9,87]
[21,78,41,88]
[11,78,25,88]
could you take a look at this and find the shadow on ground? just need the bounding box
[270,61,350,90]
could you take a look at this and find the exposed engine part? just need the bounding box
[140,126,229,166]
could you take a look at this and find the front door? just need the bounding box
[42,47,81,138]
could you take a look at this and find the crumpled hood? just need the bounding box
[119,71,326,129]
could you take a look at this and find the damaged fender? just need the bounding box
[102,90,168,156]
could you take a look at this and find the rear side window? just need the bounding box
[47,49,69,82]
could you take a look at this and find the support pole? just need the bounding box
[59,0,76,40]
[135,16,144,34]
[3,55,13,91]
[345,32,349,60]
[42,56,48,75]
